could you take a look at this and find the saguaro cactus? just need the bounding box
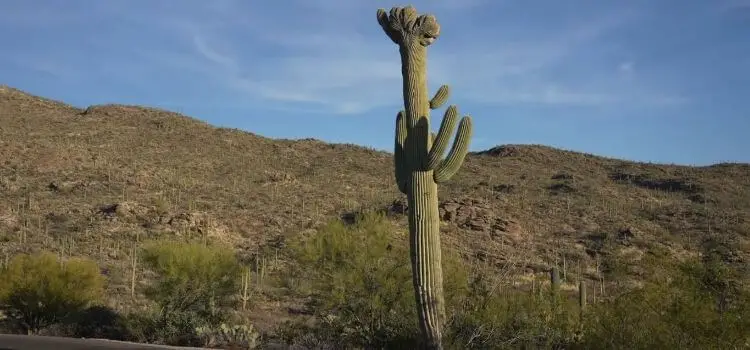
[579,280,587,311]
[551,266,561,294]
[377,6,473,349]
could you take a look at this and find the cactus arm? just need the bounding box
[424,105,458,170]
[395,110,409,194]
[429,85,450,110]
[433,116,472,184]
[377,9,400,45]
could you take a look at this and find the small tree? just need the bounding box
[140,241,241,323]
[0,252,104,334]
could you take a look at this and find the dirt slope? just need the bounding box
[1,84,748,332]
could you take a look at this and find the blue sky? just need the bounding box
[1,0,749,165]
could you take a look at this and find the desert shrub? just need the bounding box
[279,211,473,348]
[281,212,421,348]
[276,211,747,349]
[195,322,261,349]
[117,311,160,344]
[141,240,242,317]
[0,252,105,335]
[277,212,592,349]
[579,256,750,349]
[139,240,243,346]
[65,304,131,340]
[106,307,202,346]
[445,270,582,350]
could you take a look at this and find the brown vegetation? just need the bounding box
[1,85,748,347]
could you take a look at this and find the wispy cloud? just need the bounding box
[3,0,749,165]
[618,61,634,75]
[192,35,236,69]
[154,1,683,114]
[1,0,688,115]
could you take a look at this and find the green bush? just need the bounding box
[195,322,261,349]
[117,311,160,344]
[579,257,750,350]
[282,212,422,348]
[278,212,586,349]
[65,305,131,340]
[446,276,581,349]
[280,212,474,348]
[139,240,243,346]
[0,252,105,335]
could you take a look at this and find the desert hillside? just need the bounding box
[1,84,749,343]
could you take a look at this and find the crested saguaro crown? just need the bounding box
[376,6,473,350]
[377,7,441,47]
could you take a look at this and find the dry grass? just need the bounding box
[1,84,749,332]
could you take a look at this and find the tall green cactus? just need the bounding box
[377,6,473,349]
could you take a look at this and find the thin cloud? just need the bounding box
[192,35,236,69]
[1,53,78,80]
[1,0,688,114]
[171,1,686,112]
[618,61,634,74]
[618,61,635,81]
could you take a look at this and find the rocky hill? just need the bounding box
[1,84,749,332]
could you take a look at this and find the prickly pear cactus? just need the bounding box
[377,6,473,349]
